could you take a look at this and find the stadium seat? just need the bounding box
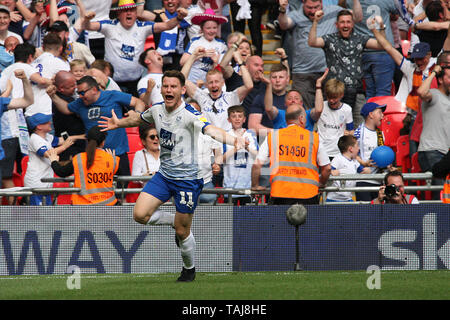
[368,96,407,114]
[144,35,155,50]
[20,155,29,187]
[401,40,410,57]
[396,135,411,173]
[410,152,431,200]
[53,181,72,205]
[125,181,142,203]
[380,113,406,152]
[127,133,143,154]
[125,127,139,135]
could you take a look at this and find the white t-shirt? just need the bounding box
[223,129,258,191]
[99,19,154,82]
[27,52,70,116]
[197,132,221,184]
[193,88,241,131]
[137,73,163,106]
[396,57,436,105]
[131,148,160,176]
[185,36,227,83]
[106,77,122,92]
[354,124,385,184]
[317,101,353,158]
[24,133,58,188]
[327,153,362,201]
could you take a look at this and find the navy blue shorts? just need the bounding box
[142,172,204,214]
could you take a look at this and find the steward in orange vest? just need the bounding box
[251,104,331,205]
[431,149,450,204]
[50,126,120,205]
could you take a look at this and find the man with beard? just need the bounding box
[98,70,247,282]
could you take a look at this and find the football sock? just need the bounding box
[147,210,175,227]
[179,233,196,270]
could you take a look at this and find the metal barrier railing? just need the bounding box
[0,172,443,205]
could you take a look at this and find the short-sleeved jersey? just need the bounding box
[193,88,241,131]
[317,102,353,157]
[99,19,155,82]
[327,153,363,201]
[140,101,211,180]
[137,73,164,106]
[68,90,132,155]
[185,36,227,82]
[27,52,70,116]
[354,123,384,184]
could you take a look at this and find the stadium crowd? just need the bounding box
[0,0,449,206]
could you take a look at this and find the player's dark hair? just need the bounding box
[337,135,357,154]
[77,75,100,90]
[14,43,36,63]
[139,47,155,68]
[227,105,246,117]
[162,70,185,87]
[383,170,405,186]
[425,0,444,22]
[42,33,63,51]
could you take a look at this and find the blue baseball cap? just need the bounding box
[410,42,431,59]
[27,113,52,130]
[360,102,386,118]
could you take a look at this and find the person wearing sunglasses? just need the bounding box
[131,123,161,179]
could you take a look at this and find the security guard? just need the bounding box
[251,104,331,204]
[49,126,120,205]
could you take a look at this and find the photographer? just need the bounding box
[371,171,419,204]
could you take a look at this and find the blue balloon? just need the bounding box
[370,146,395,168]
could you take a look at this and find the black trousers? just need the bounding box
[270,195,320,205]
[89,38,105,61]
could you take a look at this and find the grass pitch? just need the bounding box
[0,270,449,300]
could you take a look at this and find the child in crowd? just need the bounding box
[180,8,228,83]
[70,59,87,81]
[326,135,370,202]
[317,78,354,160]
[221,105,258,205]
[24,113,84,205]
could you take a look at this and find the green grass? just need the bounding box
[0,270,448,300]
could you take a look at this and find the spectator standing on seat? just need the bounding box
[353,101,386,201]
[417,64,450,200]
[371,170,419,204]
[277,0,362,110]
[81,0,189,96]
[317,78,354,161]
[49,125,120,206]
[132,123,161,178]
[251,103,331,205]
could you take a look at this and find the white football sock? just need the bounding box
[147,210,175,227]
[179,233,196,269]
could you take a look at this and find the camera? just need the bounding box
[384,184,400,199]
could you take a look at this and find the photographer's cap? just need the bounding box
[360,102,386,118]
[410,42,431,59]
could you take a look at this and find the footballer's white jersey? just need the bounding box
[27,52,70,116]
[317,102,353,158]
[193,88,241,131]
[185,36,227,83]
[99,19,154,82]
[140,101,211,180]
[327,153,362,202]
[137,73,163,106]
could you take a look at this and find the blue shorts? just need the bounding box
[142,172,204,214]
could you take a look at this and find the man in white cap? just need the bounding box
[81,0,188,96]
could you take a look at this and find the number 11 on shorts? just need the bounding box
[179,191,194,208]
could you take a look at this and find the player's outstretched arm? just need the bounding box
[98,109,144,131]
[204,124,247,149]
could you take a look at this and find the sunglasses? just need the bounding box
[78,87,93,96]
[148,134,158,140]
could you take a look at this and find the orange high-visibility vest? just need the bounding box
[443,174,450,204]
[72,149,119,205]
[268,125,320,199]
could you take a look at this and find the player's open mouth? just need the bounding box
[165,95,174,101]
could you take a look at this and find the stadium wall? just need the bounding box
[0,205,449,275]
